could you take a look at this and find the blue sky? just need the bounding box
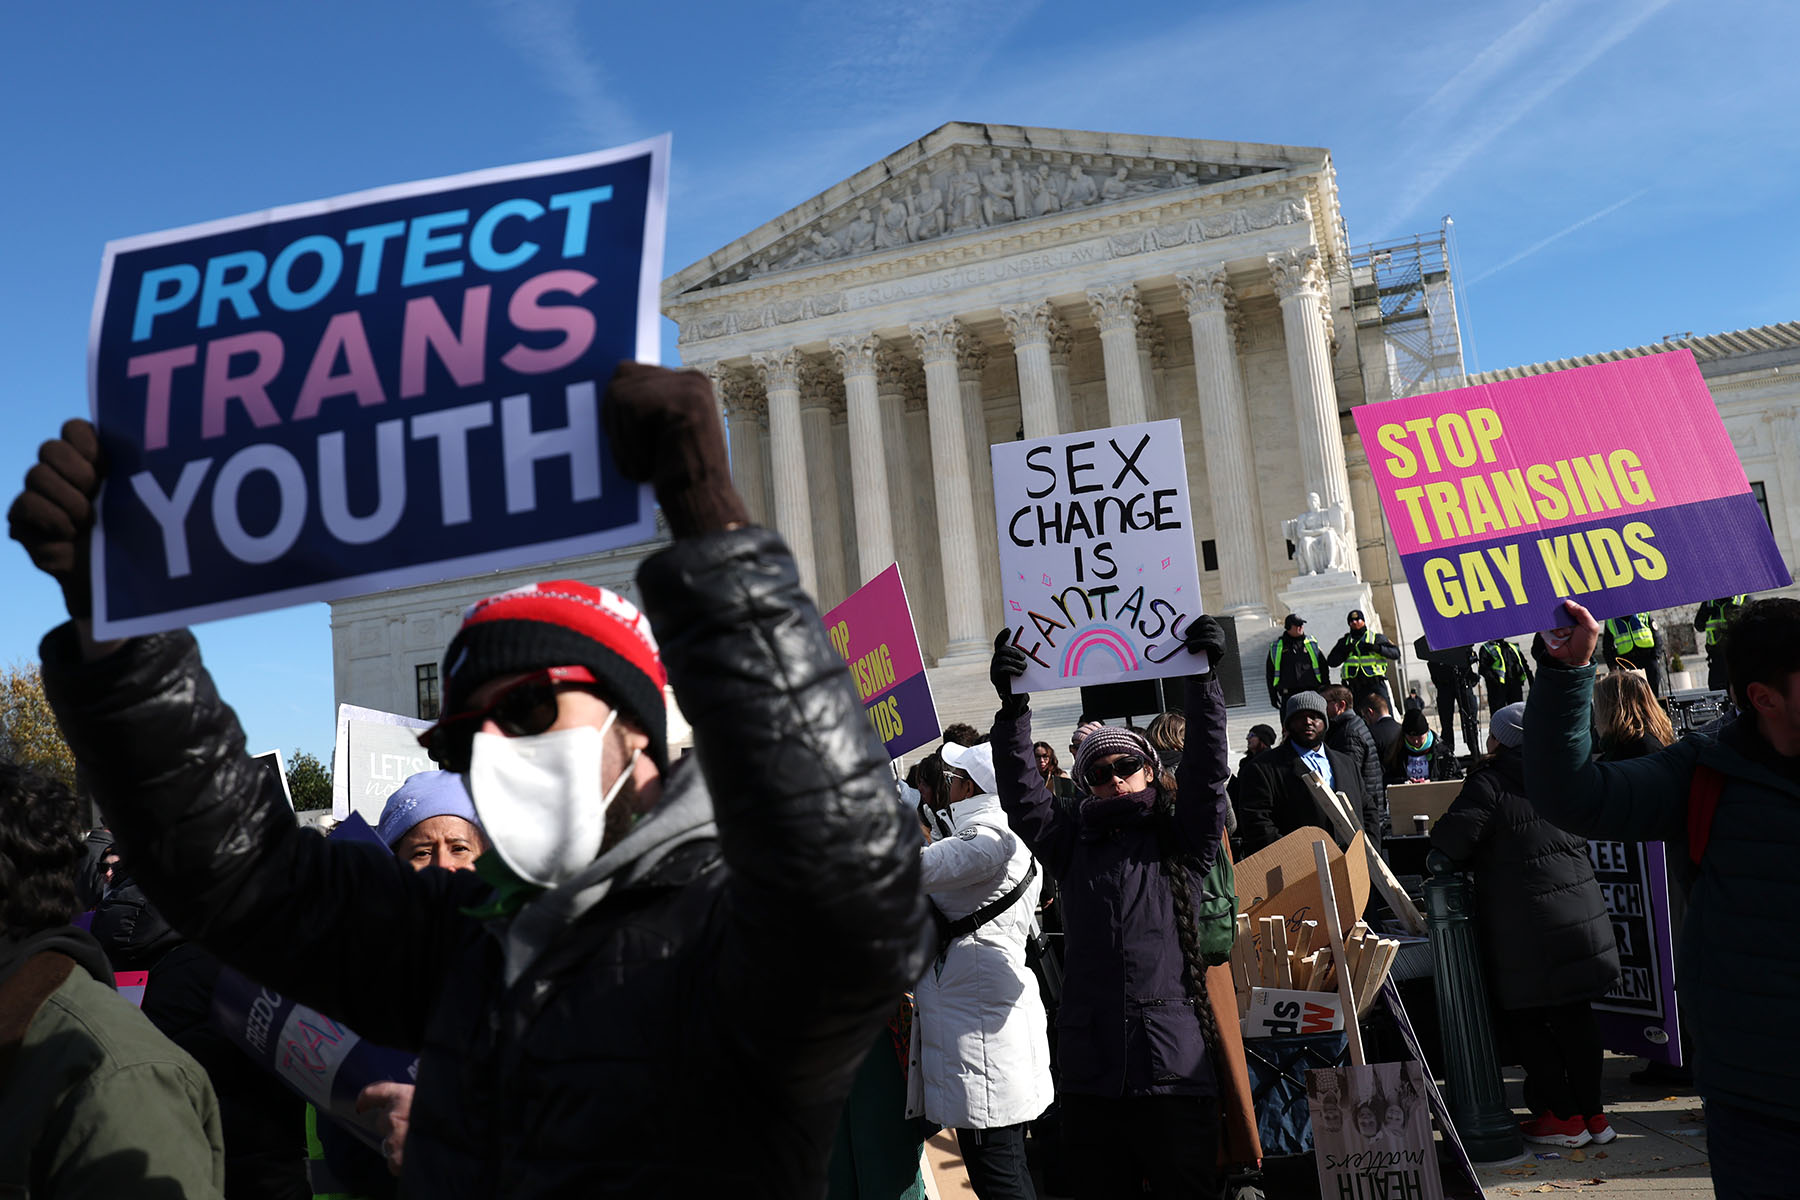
[2,0,1795,765]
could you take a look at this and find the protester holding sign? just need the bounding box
[1528,597,1800,1198]
[989,619,1256,1199]
[15,363,931,1198]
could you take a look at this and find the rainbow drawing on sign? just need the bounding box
[1061,624,1140,677]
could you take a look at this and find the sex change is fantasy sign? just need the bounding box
[87,137,669,638]
[993,419,1206,692]
[1353,352,1791,648]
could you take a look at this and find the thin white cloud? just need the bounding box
[482,0,637,149]
[1374,0,1680,235]
[1467,188,1648,284]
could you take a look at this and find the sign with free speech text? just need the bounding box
[88,137,669,638]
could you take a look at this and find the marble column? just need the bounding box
[1001,301,1060,438]
[956,335,1003,626]
[900,371,948,660]
[1048,317,1077,433]
[1178,265,1272,622]
[750,349,815,596]
[829,334,895,583]
[1268,245,1353,513]
[1086,283,1149,426]
[877,350,934,657]
[1136,318,1165,421]
[911,318,988,660]
[799,364,850,608]
[708,365,770,528]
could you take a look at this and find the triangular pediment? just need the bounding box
[665,123,1331,297]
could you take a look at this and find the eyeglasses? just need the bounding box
[1083,754,1146,787]
[417,665,601,772]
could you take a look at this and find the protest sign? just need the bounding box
[114,970,149,1008]
[88,136,669,638]
[1244,987,1344,1039]
[822,564,938,759]
[250,749,293,809]
[331,702,434,822]
[1307,1060,1445,1200]
[1352,351,1792,647]
[992,419,1205,692]
[1590,838,1683,1066]
[210,813,417,1152]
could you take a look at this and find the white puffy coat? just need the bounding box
[906,793,1054,1130]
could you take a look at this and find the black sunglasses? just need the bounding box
[418,665,601,772]
[1083,754,1146,787]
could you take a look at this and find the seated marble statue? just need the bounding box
[1284,492,1353,575]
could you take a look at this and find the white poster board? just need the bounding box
[992,419,1206,691]
[330,703,435,824]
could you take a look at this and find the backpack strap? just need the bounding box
[940,859,1039,941]
[1688,763,1725,866]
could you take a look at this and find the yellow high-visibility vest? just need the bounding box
[1606,615,1655,654]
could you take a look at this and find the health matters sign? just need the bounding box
[1352,351,1790,647]
[88,137,669,638]
[823,564,938,759]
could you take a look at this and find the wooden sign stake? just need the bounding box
[1313,838,1366,1066]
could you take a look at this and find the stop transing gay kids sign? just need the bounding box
[87,137,669,638]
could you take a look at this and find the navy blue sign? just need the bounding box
[89,137,668,637]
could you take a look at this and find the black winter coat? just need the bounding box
[1430,748,1619,1010]
[1325,713,1387,849]
[1366,715,1403,768]
[43,527,931,1199]
[1235,741,1372,855]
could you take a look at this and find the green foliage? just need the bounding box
[0,662,76,792]
[286,749,333,812]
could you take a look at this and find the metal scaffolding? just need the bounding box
[1348,228,1465,401]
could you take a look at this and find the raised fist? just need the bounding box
[8,419,105,619]
[602,362,747,537]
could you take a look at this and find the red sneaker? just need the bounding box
[1520,1113,1592,1147]
[1586,1114,1617,1144]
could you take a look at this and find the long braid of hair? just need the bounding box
[1154,782,1224,1073]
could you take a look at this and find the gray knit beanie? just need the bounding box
[1071,725,1160,785]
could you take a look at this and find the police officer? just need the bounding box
[1266,613,1329,711]
[1414,636,1480,761]
[1693,595,1749,693]
[1602,612,1663,697]
[1477,637,1532,711]
[1327,609,1400,711]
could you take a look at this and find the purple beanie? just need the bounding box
[375,771,481,848]
[1071,725,1161,786]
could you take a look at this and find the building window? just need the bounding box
[415,663,440,721]
[1751,481,1772,530]
[1201,539,1219,572]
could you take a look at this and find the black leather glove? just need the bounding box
[990,631,1030,719]
[1183,614,1227,677]
[603,362,749,537]
[8,419,104,620]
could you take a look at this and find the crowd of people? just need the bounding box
[0,363,1795,1200]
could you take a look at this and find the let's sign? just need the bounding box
[1353,352,1791,647]
[87,137,669,638]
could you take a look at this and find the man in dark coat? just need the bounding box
[1234,691,1373,854]
[1527,598,1800,1193]
[1478,638,1532,711]
[1358,691,1404,769]
[1321,685,1386,850]
[1415,636,1480,759]
[12,365,932,1199]
[1432,703,1619,1145]
[1265,614,1329,710]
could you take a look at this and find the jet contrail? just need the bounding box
[1468,189,1650,285]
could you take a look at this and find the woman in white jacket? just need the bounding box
[909,740,1054,1200]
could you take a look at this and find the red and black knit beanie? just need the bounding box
[441,581,670,769]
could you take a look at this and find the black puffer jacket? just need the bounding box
[90,874,182,972]
[1430,747,1619,1010]
[43,527,931,1199]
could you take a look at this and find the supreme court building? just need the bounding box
[329,122,1800,730]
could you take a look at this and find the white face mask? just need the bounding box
[466,711,641,888]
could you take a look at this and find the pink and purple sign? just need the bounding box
[823,564,939,760]
[1353,351,1791,647]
